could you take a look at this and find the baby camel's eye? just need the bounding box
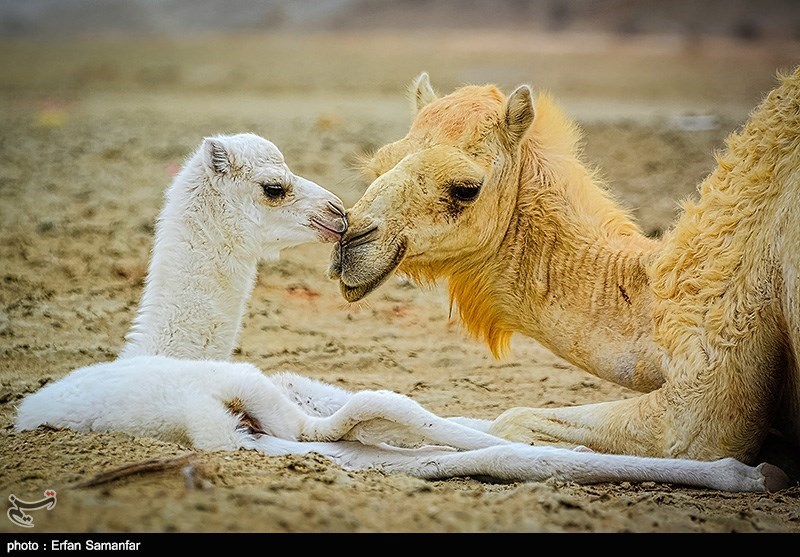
[449,181,482,202]
[261,183,286,200]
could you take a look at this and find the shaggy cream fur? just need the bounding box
[333,68,800,478]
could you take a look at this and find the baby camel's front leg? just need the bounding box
[300,390,511,450]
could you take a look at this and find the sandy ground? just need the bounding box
[1,31,800,534]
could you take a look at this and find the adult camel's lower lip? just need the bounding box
[340,281,375,303]
[338,239,408,302]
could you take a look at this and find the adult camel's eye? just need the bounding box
[449,181,482,202]
[261,183,286,200]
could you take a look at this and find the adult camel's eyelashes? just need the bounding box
[448,180,482,202]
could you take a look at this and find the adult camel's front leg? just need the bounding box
[489,390,671,457]
[490,372,775,465]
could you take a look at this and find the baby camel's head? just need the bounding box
[182,133,347,260]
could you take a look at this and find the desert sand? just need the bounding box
[1,31,799,533]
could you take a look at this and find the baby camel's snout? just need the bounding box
[310,199,348,243]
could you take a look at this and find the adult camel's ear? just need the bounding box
[411,72,438,113]
[502,85,535,148]
[202,137,232,176]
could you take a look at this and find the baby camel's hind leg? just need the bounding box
[300,390,512,450]
[183,395,254,451]
[244,432,786,492]
[182,369,314,451]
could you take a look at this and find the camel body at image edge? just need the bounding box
[331,67,800,480]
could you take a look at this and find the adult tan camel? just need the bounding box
[329,68,800,475]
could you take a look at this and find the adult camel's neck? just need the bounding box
[119,181,258,361]
[451,138,666,392]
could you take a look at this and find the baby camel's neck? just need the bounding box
[120,181,258,361]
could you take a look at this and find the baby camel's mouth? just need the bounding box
[309,216,345,243]
[309,203,348,243]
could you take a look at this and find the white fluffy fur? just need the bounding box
[14,133,787,492]
[120,133,346,360]
[16,354,781,491]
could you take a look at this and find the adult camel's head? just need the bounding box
[329,72,536,304]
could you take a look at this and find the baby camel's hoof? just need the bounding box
[757,462,790,492]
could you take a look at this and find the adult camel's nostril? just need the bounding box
[341,224,379,249]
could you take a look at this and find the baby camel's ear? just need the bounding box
[202,137,232,176]
[502,85,535,148]
[410,72,438,114]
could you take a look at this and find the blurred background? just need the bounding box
[1,1,799,219]
[2,1,798,112]
[2,0,799,39]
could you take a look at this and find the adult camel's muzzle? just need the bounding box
[328,218,408,302]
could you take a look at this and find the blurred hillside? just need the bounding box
[1,0,799,40]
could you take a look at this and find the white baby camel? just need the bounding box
[15,133,788,491]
